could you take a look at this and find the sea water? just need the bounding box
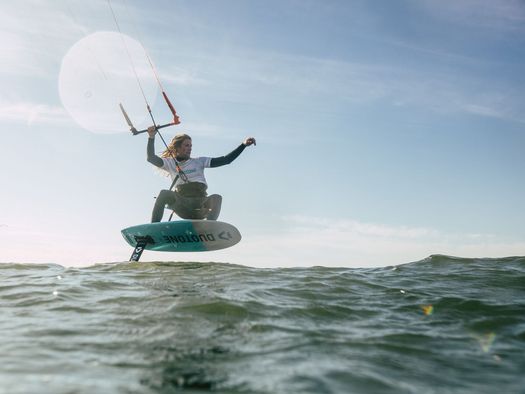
[1,255,524,394]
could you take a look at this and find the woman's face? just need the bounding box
[175,138,192,160]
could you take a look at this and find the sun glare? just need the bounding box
[58,31,158,134]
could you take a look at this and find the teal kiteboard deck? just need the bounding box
[121,220,241,261]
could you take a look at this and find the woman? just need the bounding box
[146,126,256,222]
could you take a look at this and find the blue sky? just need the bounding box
[1,0,524,267]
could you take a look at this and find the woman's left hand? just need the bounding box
[243,137,256,146]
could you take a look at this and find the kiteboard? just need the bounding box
[121,220,241,261]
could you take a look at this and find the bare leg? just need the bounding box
[204,194,222,220]
[151,190,176,223]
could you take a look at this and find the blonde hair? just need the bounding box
[161,134,191,158]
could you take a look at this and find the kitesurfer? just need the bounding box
[146,126,256,222]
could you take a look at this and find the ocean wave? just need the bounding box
[1,255,524,393]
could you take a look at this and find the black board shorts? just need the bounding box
[170,182,209,219]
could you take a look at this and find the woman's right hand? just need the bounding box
[147,126,157,138]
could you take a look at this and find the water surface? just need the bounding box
[1,255,524,393]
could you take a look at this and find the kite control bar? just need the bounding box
[130,122,176,136]
[119,103,179,135]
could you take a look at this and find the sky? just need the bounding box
[0,0,524,268]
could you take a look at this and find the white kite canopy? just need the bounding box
[122,220,242,261]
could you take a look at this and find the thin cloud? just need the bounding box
[0,101,71,126]
[0,3,80,77]
[417,0,525,31]
[222,215,525,268]
[158,45,525,124]
[285,215,439,240]
[465,104,503,118]
[160,67,210,87]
